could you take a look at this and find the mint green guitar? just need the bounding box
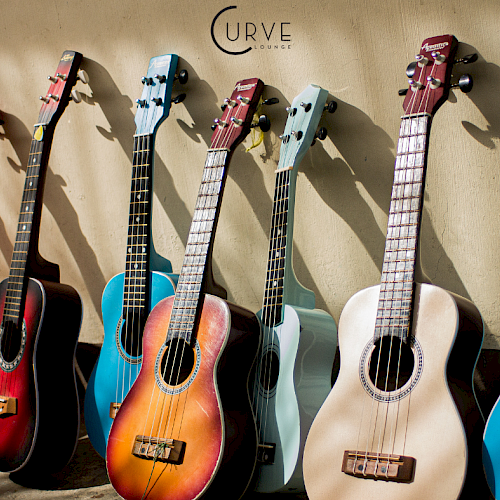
[251,84,338,493]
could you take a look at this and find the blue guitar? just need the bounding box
[251,84,338,493]
[84,54,187,458]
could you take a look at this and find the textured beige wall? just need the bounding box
[0,0,499,347]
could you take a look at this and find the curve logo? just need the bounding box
[211,6,291,55]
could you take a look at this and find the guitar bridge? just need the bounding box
[257,442,276,464]
[0,396,17,417]
[132,435,186,465]
[342,450,415,483]
[109,402,121,419]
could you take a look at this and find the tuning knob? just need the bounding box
[415,54,429,67]
[451,74,474,93]
[39,96,50,103]
[409,79,423,91]
[426,76,441,89]
[311,127,327,146]
[285,106,297,116]
[324,101,337,113]
[70,90,82,103]
[47,75,58,83]
[171,93,186,104]
[250,114,271,132]
[56,73,67,81]
[175,70,188,85]
[237,95,250,104]
[211,124,217,131]
[141,76,153,85]
[300,102,312,112]
[48,93,59,101]
[406,61,417,78]
[431,51,446,65]
[151,97,163,106]
[136,99,146,107]
[291,130,303,140]
[231,117,244,126]
[155,74,167,83]
[77,69,89,84]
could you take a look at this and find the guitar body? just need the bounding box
[107,293,260,500]
[483,394,500,498]
[303,283,484,500]
[252,304,336,492]
[85,270,176,458]
[0,277,81,474]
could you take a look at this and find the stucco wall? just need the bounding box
[0,0,499,347]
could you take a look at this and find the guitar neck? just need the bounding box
[168,148,231,344]
[122,132,155,319]
[2,126,54,330]
[261,166,293,327]
[375,113,432,341]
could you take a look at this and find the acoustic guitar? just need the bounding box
[84,53,187,458]
[251,84,337,493]
[0,50,86,474]
[106,78,274,500]
[303,35,485,500]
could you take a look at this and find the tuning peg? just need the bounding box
[154,74,167,84]
[77,69,89,84]
[409,79,423,91]
[263,97,279,105]
[451,74,473,93]
[47,75,58,83]
[171,93,186,104]
[47,93,59,101]
[212,118,227,129]
[250,114,271,132]
[151,97,163,106]
[136,99,146,107]
[454,53,478,65]
[237,95,250,104]
[426,76,441,89]
[415,54,429,67]
[56,73,67,81]
[141,77,153,85]
[300,102,312,112]
[175,70,188,85]
[431,51,446,65]
[285,106,297,116]
[406,62,417,78]
[291,130,303,140]
[70,90,82,103]
[231,117,244,126]
[311,127,327,146]
[211,124,217,131]
[279,134,290,143]
[324,101,337,113]
[39,96,50,103]
[221,98,237,111]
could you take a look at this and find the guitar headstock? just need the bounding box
[402,35,460,116]
[210,78,265,150]
[134,54,187,135]
[277,84,332,169]
[37,50,83,129]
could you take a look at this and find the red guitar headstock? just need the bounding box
[402,35,458,117]
[37,51,84,129]
[210,78,265,150]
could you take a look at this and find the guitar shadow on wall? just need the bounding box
[0,111,106,320]
[177,72,334,314]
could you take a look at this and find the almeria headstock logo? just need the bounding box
[234,82,257,92]
[211,5,292,55]
[421,41,449,52]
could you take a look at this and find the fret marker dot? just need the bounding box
[29,182,33,187]
[134,264,138,269]
[137,194,141,200]
[136,216,140,222]
[128,248,132,253]
[273,281,277,286]
[142,247,146,253]
[23,225,26,230]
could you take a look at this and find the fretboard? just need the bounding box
[261,167,291,327]
[122,133,154,317]
[375,113,430,341]
[167,149,228,344]
[2,128,46,330]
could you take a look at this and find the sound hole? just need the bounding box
[260,351,279,392]
[160,338,195,387]
[120,314,144,357]
[1,321,22,363]
[368,336,414,392]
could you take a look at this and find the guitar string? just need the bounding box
[138,98,231,476]
[372,59,437,471]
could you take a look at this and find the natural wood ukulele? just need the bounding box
[303,35,485,500]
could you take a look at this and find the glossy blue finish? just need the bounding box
[84,271,176,457]
[484,398,500,498]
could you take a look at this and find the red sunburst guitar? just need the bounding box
[106,79,276,500]
[0,51,87,475]
[303,35,487,500]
